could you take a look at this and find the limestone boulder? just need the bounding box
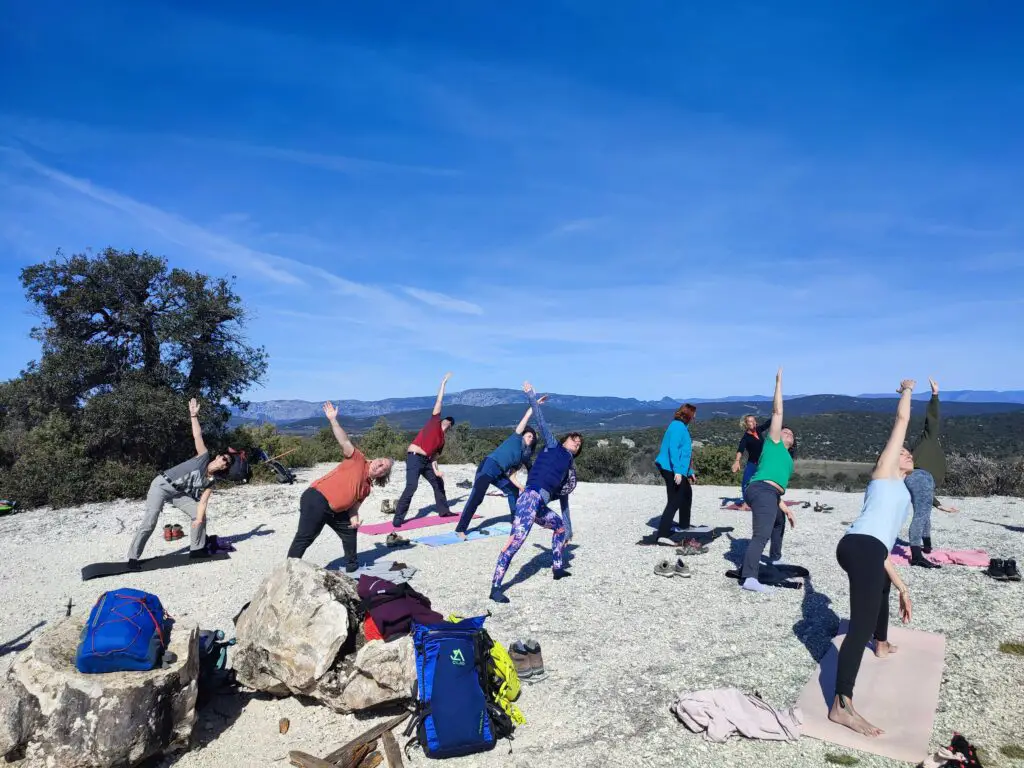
[0,616,198,767]
[233,559,416,713]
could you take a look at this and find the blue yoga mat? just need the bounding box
[415,523,512,547]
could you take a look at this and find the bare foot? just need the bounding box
[740,504,751,511]
[828,695,885,737]
[874,640,898,658]
[455,532,468,541]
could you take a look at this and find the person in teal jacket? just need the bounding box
[653,403,698,543]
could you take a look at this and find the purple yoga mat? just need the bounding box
[360,514,480,536]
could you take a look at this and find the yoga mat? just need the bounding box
[415,523,513,548]
[722,500,805,510]
[794,621,946,762]
[82,552,230,581]
[360,514,478,536]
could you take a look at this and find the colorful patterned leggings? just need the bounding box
[492,489,567,587]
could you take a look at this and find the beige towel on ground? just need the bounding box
[670,688,803,743]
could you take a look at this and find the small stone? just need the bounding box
[279,718,290,735]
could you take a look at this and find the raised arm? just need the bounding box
[188,399,208,455]
[322,401,356,458]
[873,380,916,479]
[768,368,784,442]
[523,382,557,447]
[921,378,940,440]
[433,372,452,416]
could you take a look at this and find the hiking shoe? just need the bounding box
[1004,559,1022,582]
[489,587,509,604]
[524,640,546,679]
[508,641,534,680]
[163,524,174,541]
[673,558,692,578]
[171,524,185,540]
[345,561,359,573]
[456,479,473,489]
[986,559,1007,580]
[676,539,708,556]
[386,532,411,548]
[380,499,395,516]
[655,559,675,577]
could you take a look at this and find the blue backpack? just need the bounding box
[75,588,167,674]
[404,616,513,759]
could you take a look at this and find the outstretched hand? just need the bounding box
[188,398,200,418]
[322,401,339,421]
[537,394,549,405]
[776,366,783,381]
[898,379,917,394]
[929,377,939,395]
[523,381,534,394]
[442,372,452,383]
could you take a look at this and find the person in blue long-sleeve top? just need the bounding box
[454,402,541,539]
[490,381,583,603]
[653,403,699,543]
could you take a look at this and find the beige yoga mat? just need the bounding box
[795,620,946,763]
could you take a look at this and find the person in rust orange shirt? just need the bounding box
[391,372,456,528]
[287,401,394,571]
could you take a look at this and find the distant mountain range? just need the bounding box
[230,388,1024,433]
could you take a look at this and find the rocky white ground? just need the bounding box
[1,462,1022,768]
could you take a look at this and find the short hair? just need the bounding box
[441,416,455,427]
[674,403,697,422]
[740,414,756,429]
[562,432,584,456]
[371,457,394,487]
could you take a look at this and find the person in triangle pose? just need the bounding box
[737,367,798,592]
[390,373,456,528]
[829,379,916,738]
[905,377,959,567]
[490,381,583,603]
[286,401,394,571]
[455,400,543,539]
[126,399,234,568]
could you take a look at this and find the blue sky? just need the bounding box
[2,1,1022,401]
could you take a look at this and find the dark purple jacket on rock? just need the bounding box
[357,575,444,640]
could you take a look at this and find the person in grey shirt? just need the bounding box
[127,399,233,567]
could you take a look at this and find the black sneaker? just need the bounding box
[345,561,359,573]
[910,546,941,569]
[986,558,1007,580]
[1003,559,1022,582]
[127,559,142,572]
[922,536,933,554]
[489,587,510,604]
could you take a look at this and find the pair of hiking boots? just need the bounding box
[163,524,185,541]
[508,640,547,682]
[985,558,1021,581]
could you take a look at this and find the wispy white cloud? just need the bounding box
[550,217,602,235]
[401,286,484,315]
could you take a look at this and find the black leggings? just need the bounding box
[287,488,358,565]
[656,467,692,537]
[835,533,892,698]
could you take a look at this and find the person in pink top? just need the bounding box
[390,373,456,528]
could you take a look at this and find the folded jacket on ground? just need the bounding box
[357,575,444,640]
[670,687,802,743]
[890,545,989,567]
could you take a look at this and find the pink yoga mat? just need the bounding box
[360,514,479,536]
[795,622,946,763]
[890,544,989,567]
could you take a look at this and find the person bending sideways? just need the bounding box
[287,402,393,571]
[455,401,542,539]
[127,399,233,567]
[653,403,698,544]
[738,368,798,593]
[829,380,915,738]
[391,373,455,528]
[490,382,583,603]
[905,377,958,567]
[732,414,770,509]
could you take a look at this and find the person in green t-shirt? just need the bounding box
[738,368,798,593]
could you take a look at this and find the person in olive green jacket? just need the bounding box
[905,377,959,567]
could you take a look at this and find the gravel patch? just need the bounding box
[0,465,1021,767]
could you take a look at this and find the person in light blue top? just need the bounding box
[653,403,698,543]
[829,379,916,740]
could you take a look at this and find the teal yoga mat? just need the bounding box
[415,523,512,547]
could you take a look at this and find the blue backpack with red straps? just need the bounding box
[75,588,167,674]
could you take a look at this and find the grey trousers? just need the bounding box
[905,468,935,546]
[127,476,207,560]
[741,481,786,580]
